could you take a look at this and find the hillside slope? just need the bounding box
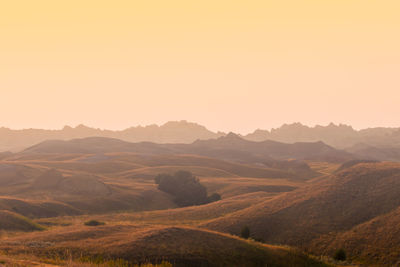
[0,210,44,231]
[0,197,81,218]
[0,224,329,267]
[310,206,400,265]
[203,162,400,263]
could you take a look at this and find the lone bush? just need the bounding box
[207,193,221,202]
[84,220,105,226]
[333,248,346,261]
[254,237,265,243]
[155,171,221,207]
[241,225,250,239]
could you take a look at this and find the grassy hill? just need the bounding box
[0,210,44,231]
[0,197,81,218]
[2,129,400,266]
[70,192,274,225]
[0,223,329,267]
[202,162,400,264]
[0,150,314,219]
[310,205,400,266]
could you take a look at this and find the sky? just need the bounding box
[1,1,399,134]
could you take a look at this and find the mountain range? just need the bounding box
[2,121,400,161]
[246,122,400,148]
[0,121,223,152]
[23,133,354,165]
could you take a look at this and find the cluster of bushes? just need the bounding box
[155,171,221,207]
[241,225,250,239]
[333,248,346,261]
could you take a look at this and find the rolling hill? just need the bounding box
[203,162,400,264]
[6,128,399,265]
[0,197,81,218]
[0,210,44,231]
[0,135,355,222]
[0,223,329,267]
[23,134,353,163]
[310,205,400,265]
[0,151,305,218]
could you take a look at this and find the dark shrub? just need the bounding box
[333,248,346,261]
[207,193,221,202]
[84,220,105,226]
[254,237,265,243]
[241,226,250,239]
[155,171,220,207]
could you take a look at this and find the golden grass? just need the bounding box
[0,151,314,218]
[0,210,44,232]
[0,252,172,267]
[306,161,340,176]
[309,205,400,266]
[0,223,330,267]
[202,162,400,266]
[0,152,345,266]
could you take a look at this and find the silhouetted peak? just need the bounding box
[63,124,95,131]
[162,120,207,130]
[62,125,73,130]
[326,122,348,127]
[253,129,269,134]
[75,124,91,130]
[220,132,244,141]
[163,120,189,126]
[276,123,308,130]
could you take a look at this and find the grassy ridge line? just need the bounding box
[0,224,330,267]
[0,210,45,231]
[34,191,270,227]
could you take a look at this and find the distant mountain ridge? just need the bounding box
[23,134,354,165]
[186,133,353,163]
[0,121,224,152]
[244,122,400,148]
[2,121,400,155]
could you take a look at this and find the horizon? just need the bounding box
[0,120,398,136]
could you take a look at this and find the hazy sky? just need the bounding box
[1,1,399,134]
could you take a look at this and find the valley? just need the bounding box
[0,133,399,266]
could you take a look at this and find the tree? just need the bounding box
[155,171,210,207]
[241,225,250,239]
[333,248,346,261]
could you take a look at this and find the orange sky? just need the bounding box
[1,1,399,134]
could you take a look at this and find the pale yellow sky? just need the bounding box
[1,1,399,134]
